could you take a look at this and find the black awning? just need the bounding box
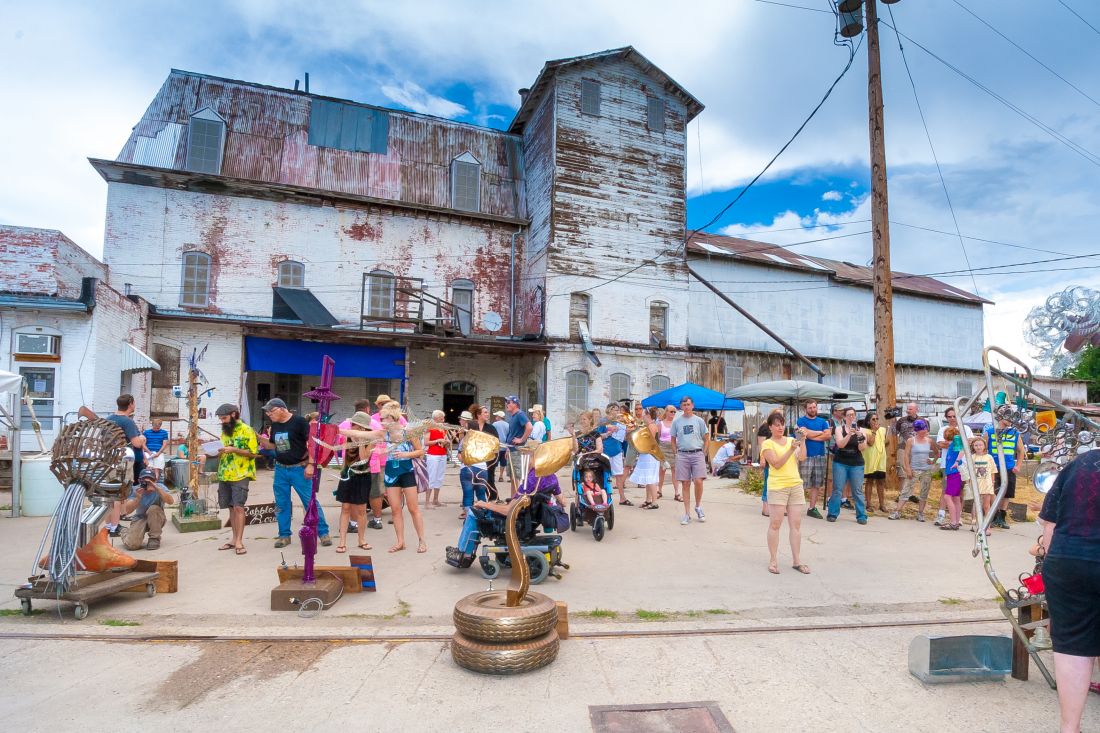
[272,287,339,327]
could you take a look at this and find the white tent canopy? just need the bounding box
[0,369,22,395]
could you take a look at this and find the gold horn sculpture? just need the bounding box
[629,424,665,463]
[532,438,574,477]
[461,429,500,466]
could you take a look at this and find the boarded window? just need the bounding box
[580,79,601,116]
[649,301,668,346]
[1049,387,1062,403]
[308,99,389,154]
[724,364,743,391]
[151,343,181,417]
[180,251,211,307]
[567,371,589,415]
[610,373,631,403]
[366,270,395,319]
[451,278,474,335]
[185,109,225,174]
[647,97,665,133]
[956,380,973,398]
[569,293,590,339]
[451,157,481,213]
[650,374,671,394]
[365,378,397,402]
[850,374,870,393]
[277,260,305,288]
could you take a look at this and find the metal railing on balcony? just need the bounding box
[359,273,470,337]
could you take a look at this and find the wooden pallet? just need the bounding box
[15,570,160,619]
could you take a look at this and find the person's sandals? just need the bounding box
[619,499,634,506]
[417,542,428,554]
[640,501,652,509]
[358,543,372,550]
[792,564,811,574]
[235,546,247,555]
[643,503,659,510]
[657,491,663,499]
[218,543,236,551]
[674,494,683,502]
[336,545,347,553]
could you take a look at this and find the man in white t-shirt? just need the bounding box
[934,406,974,525]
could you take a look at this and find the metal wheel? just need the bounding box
[451,629,559,675]
[593,515,606,542]
[569,502,577,531]
[73,602,89,620]
[479,556,502,580]
[523,550,550,585]
[607,502,615,530]
[453,590,558,644]
[146,582,157,598]
[20,598,32,616]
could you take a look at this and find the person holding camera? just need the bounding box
[827,407,869,524]
[121,468,175,551]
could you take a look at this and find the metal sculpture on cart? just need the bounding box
[948,345,1100,689]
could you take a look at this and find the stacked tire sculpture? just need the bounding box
[451,495,560,674]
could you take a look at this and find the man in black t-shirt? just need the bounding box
[79,393,147,537]
[259,398,331,548]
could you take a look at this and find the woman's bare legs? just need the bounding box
[767,507,784,572]
[788,506,805,569]
[353,504,369,548]
[1053,652,1095,733]
[386,487,405,552]
[403,486,427,552]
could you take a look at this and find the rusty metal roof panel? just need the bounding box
[115,70,525,219]
[687,234,991,305]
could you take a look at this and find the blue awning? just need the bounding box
[641,382,744,411]
[244,336,405,378]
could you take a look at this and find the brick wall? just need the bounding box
[0,225,106,298]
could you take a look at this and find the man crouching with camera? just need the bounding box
[120,468,175,551]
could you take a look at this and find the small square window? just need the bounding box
[956,380,973,398]
[724,365,743,390]
[849,374,870,393]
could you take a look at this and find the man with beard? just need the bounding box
[216,403,259,555]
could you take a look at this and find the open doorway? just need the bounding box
[443,380,477,424]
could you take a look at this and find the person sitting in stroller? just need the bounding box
[580,469,607,509]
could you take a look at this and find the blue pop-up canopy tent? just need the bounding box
[641,382,744,411]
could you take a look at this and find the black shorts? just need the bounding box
[386,471,416,490]
[1001,469,1017,499]
[1043,555,1100,657]
[865,471,886,480]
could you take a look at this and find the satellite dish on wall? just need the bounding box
[483,311,503,333]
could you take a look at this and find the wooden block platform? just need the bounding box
[15,570,160,619]
[123,559,178,594]
[172,513,222,533]
[271,574,344,611]
[277,566,363,594]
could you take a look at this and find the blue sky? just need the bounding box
[2,0,1099,371]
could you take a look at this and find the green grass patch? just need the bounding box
[99,618,141,627]
[704,608,732,615]
[938,597,964,606]
[0,608,43,617]
[576,608,618,619]
[739,466,764,496]
[635,609,670,621]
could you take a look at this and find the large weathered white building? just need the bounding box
[1,46,1087,441]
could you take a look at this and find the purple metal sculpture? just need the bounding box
[301,355,339,583]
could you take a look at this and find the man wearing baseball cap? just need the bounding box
[215,403,258,555]
[503,395,532,491]
[258,398,332,548]
[119,468,175,551]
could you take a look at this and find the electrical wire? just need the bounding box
[950,0,1100,108]
[750,0,831,13]
[887,4,979,296]
[1057,0,1100,38]
[879,19,1100,168]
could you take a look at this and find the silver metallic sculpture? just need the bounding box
[1024,285,1100,375]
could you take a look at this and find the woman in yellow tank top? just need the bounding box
[760,412,809,575]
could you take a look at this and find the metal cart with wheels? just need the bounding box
[15,569,159,620]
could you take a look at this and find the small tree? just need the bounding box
[1061,344,1100,403]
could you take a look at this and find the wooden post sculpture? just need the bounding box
[451,494,560,674]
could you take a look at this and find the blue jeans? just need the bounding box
[762,465,768,504]
[273,464,330,537]
[456,510,482,555]
[460,466,488,508]
[828,462,866,521]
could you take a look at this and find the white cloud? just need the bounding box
[821,190,843,201]
[379,80,467,119]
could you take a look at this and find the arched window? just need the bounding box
[185,107,226,174]
[566,371,589,416]
[451,278,474,335]
[569,292,590,340]
[366,269,395,319]
[277,260,305,288]
[610,372,632,403]
[649,374,671,394]
[451,152,481,213]
[180,251,212,307]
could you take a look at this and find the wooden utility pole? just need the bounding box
[187,367,200,501]
[866,0,900,492]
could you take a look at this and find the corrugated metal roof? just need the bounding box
[115,70,527,219]
[121,343,160,373]
[687,233,992,305]
[509,46,705,134]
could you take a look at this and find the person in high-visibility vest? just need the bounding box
[984,415,1025,529]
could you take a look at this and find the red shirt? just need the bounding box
[427,428,448,456]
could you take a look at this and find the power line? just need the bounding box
[887,5,979,296]
[685,31,863,241]
[879,19,1100,168]
[1057,0,1100,38]
[750,0,832,13]
[950,0,1100,108]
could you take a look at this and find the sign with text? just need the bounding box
[224,502,277,527]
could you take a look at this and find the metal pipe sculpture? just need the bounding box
[301,356,339,584]
[1024,285,1100,374]
[948,345,1100,688]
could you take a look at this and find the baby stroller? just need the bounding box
[570,453,615,541]
[445,490,568,584]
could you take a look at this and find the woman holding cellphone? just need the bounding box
[760,412,809,575]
